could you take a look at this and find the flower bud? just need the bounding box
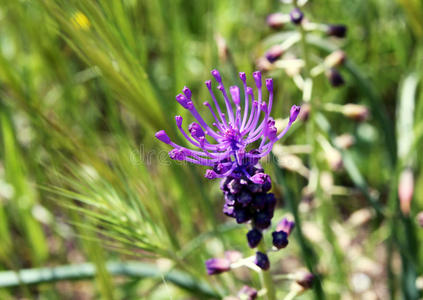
[205,258,231,275]
[267,13,286,29]
[398,169,414,216]
[334,133,355,149]
[296,272,315,290]
[272,230,288,249]
[247,228,262,248]
[276,218,295,236]
[324,50,346,68]
[290,8,304,25]
[254,252,270,270]
[327,24,347,38]
[265,45,284,63]
[238,285,258,300]
[155,130,171,144]
[326,68,345,87]
[342,104,369,121]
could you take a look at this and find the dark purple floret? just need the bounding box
[265,45,284,63]
[254,212,271,230]
[272,230,288,249]
[290,8,304,25]
[205,258,231,275]
[326,68,345,87]
[223,203,235,217]
[238,285,258,300]
[327,24,347,38]
[267,13,286,30]
[297,273,315,289]
[238,191,253,206]
[247,228,263,248]
[255,252,270,270]
[251,193,266,210]
[235,207,252,224]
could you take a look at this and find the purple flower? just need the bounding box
[247,228,263,248]
[205,258,231,275]
[327,24,347,38]
[155,70,300,181]
[276,218,295,236]
[290,8,304,25]
[255,251,270,270]
[272,230,288,249]
[238,285,258,300]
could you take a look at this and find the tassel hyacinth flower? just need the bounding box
[155,69,300,274]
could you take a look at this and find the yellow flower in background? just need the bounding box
[71,11,90,30]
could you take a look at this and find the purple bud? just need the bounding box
[276,218,295,236]
[265,45,284,63]
[205,80,212,89]
[235,208,252,224]
[253,71,262,88]
[254,212,271,230]
[250,173,269,184]
[326,68,345,87]
[176,93,194,110]
[224,192,236,205]
[182,86,192,99]
[297,273,315,289]
[247,229,262,248]
[155,130,171,144]
[205,258,231,275]
[188,122,205,139]
[239,72,246,82]
[238,285,258,300]
[272,230,288,249]
[290,8,303,25]
[265,78,273,91]
[267,13,286,30]
[254,252,270,270]
[223,203,235,217]
[260,102,268,113]
[205,169,219,179]
[327,24,347,38]
[228,179,242,194]
[230,86,240,105]
[211,69,222,83]
[289,105,301,123]
[169,149,186,160]
[175,115,183,127]
[251,193,266,210]
[238,191,253,206]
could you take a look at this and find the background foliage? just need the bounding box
[0,0,422,299]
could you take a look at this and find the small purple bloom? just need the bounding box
[238,285,258,300]
[247,228,262,248]
[205,258,231,275]
[272,230,288,249]
[254,212,271,230]
[155,70,300,181]
[265,45,284,63]
[276,218,295,236]
[327,24,347,38]
[290,8,304,25]
[255,252,270,270]
[267,13,286,30]
[326,68,345,87]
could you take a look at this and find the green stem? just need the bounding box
[0,261,220,299]
[257,241,276,300]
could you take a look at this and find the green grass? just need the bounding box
[0,0,422,299]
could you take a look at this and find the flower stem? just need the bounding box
[257,240,276,300]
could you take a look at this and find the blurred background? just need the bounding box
[0,0,422,299]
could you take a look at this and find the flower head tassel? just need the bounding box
[155,70,300,275]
